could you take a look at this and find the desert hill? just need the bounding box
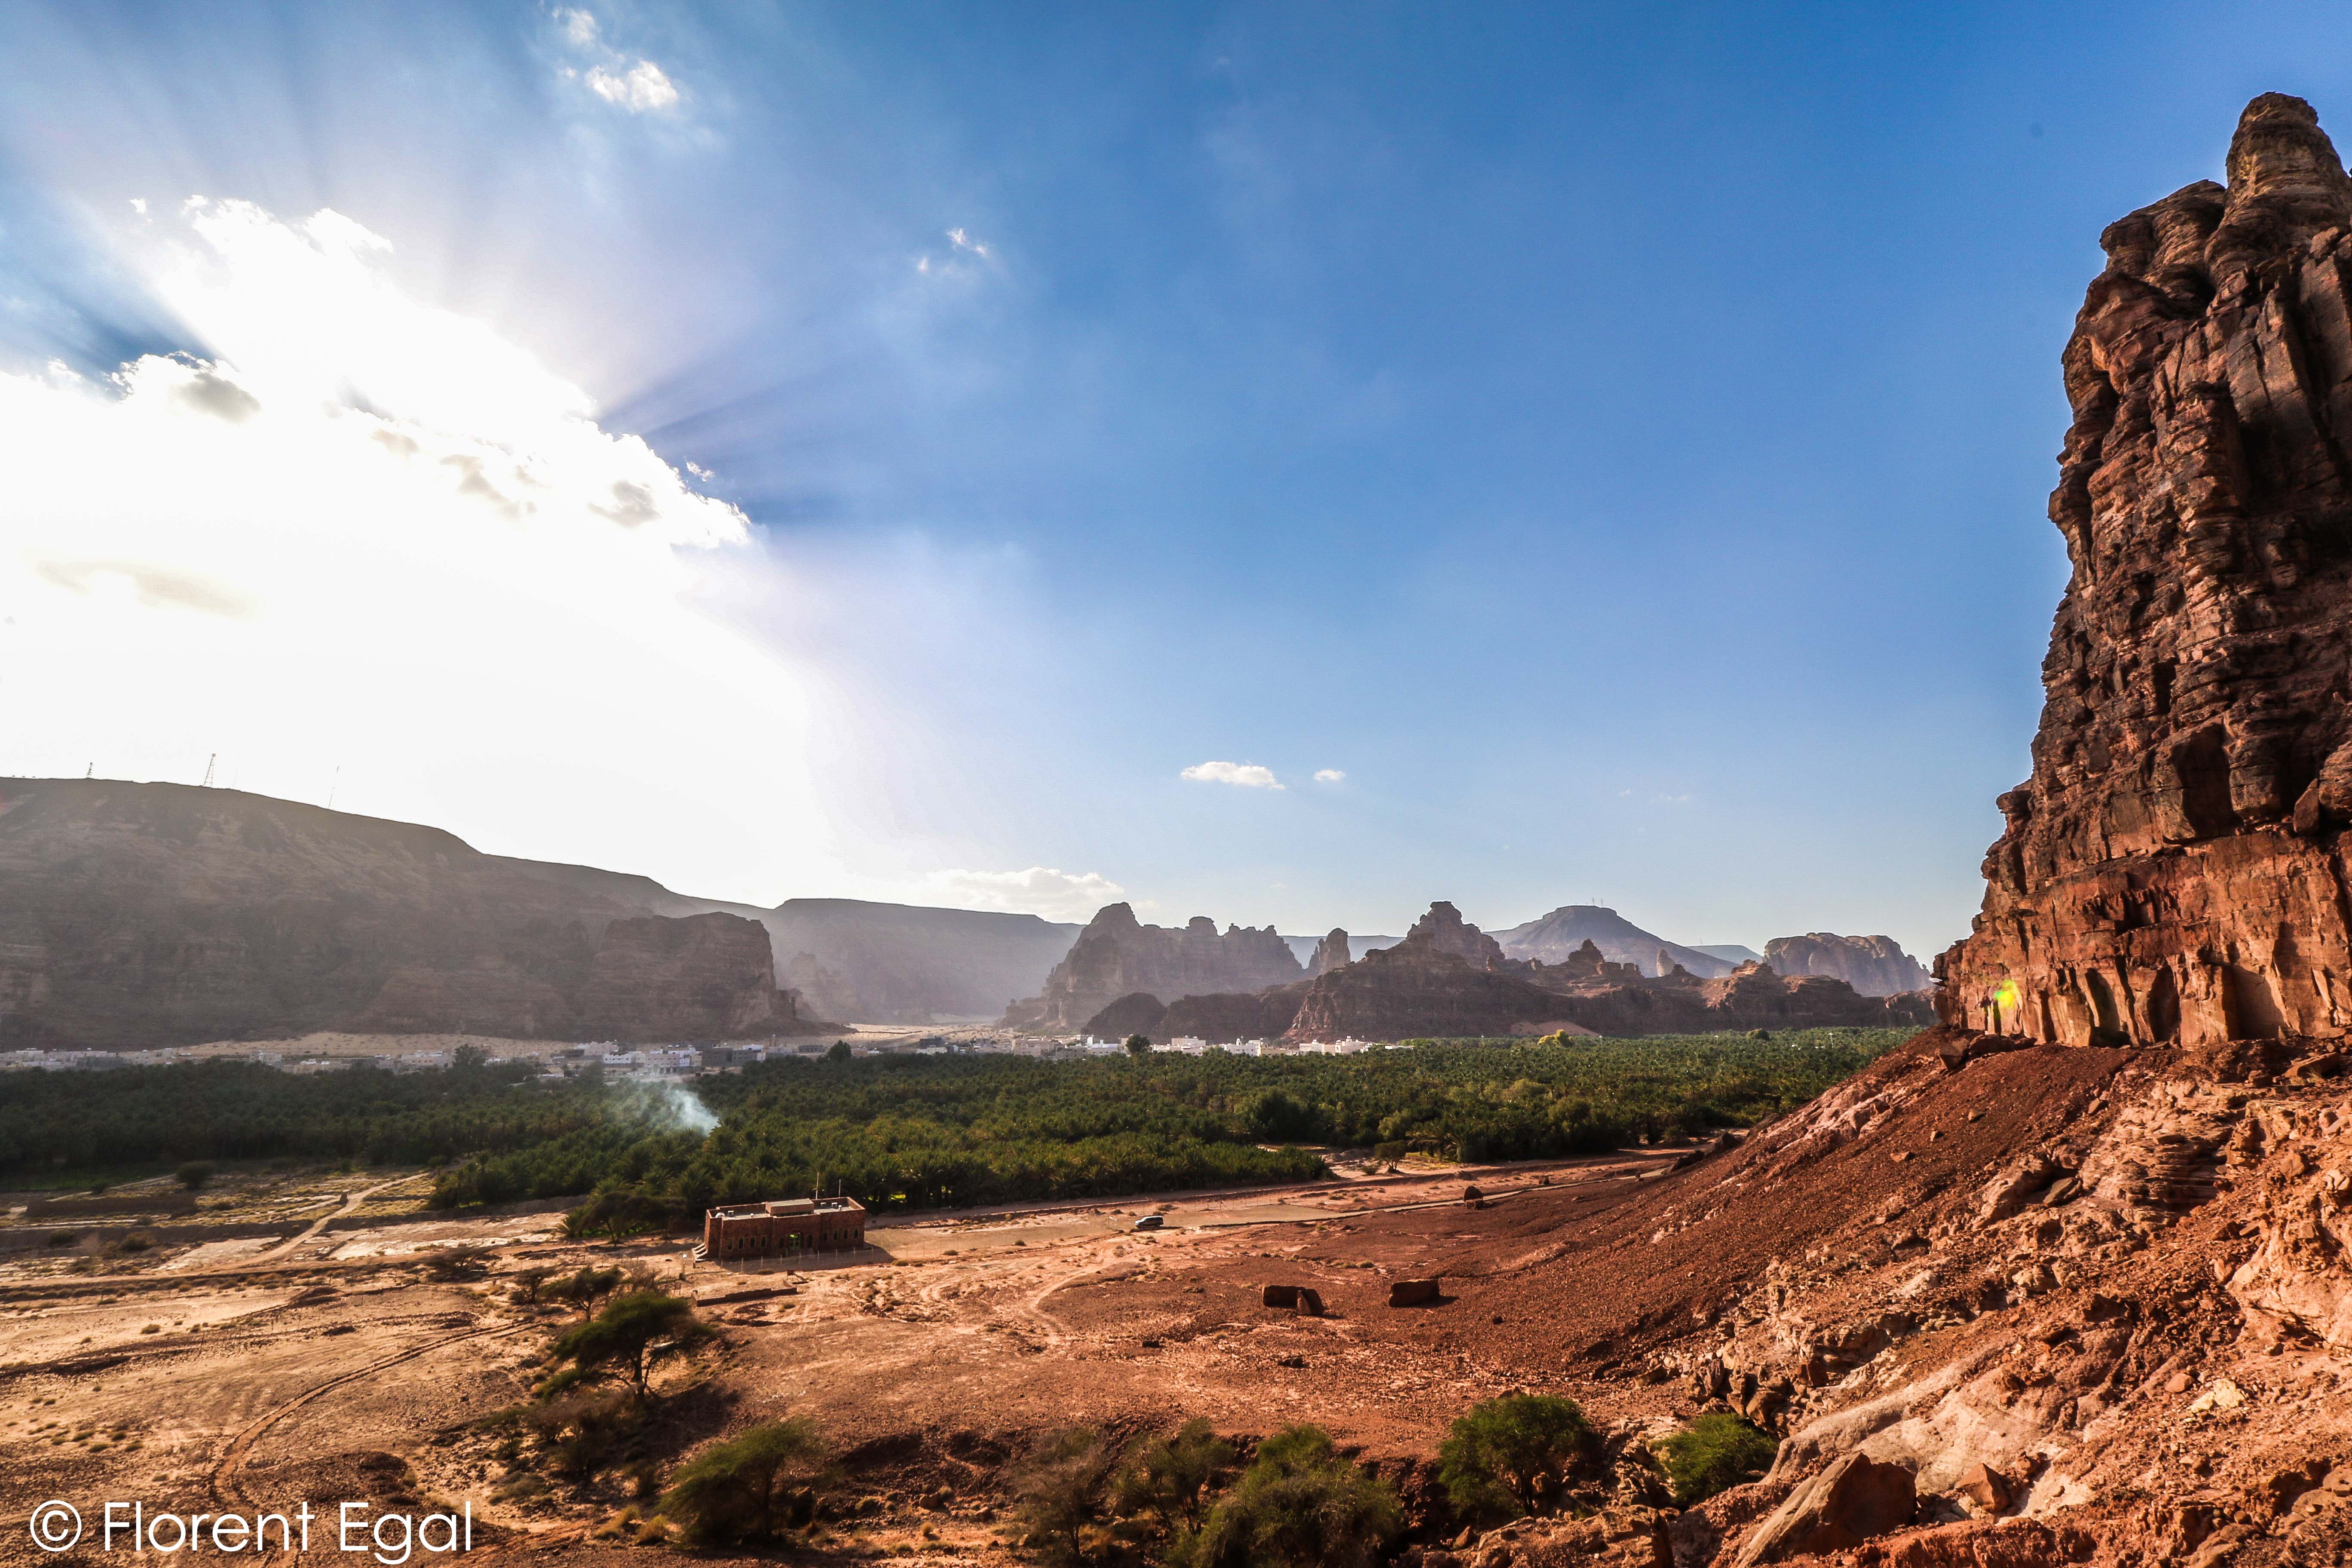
[0,778,823,1047]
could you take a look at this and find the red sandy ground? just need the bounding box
[3,1029,2349,1566]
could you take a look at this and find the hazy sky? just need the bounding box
[5,3,2349,957]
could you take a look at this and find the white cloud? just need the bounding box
[585,60,679,113]
[920,867,1126,923]
[558,8,600,46]
[1182,760,1283,790]
[0,197,838,907]
[947,227,991,258]
[1313,768,1345,783]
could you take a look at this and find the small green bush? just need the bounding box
[1659,1413,1777,1505]
[175,1161,215,1191]
[1190,1424,1400,1568]
[1436,1393,1599,1520]
[657,1418,830,1544]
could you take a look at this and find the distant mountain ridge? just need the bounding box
[0,779,825,1048]
[1491,904,1738,978]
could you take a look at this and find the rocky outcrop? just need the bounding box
[1404,901,1509,969]
[1080,991,1169,1040]
[1159,983,1310,1044]
[1730,1453,1914,1566]
[1762,934,1931,997]
[0,778,831,1047]
[1283,909,1579,1042]
[1308,928,1354,977]
[1495,904,1740,977]
[358,912,806,1041]
[1001,905,1302,1030]
[1941,93,2352,1047]
[1280,913,1932,1042]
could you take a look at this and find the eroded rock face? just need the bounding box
[1941,93,2352,1048]
[1308,928,1354,977]
[1764,934,1931,998]
[1001,904,1303,1030]
[1406,901,1509,969]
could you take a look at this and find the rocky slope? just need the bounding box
[1496,904,1740,978]
[1765,933,1933,997]
[1001,904,1303,1030]
[1416,1026,2352,1568]
[1452,94,2352,1568]
[1940,92,2352,1050]
[0,779,828,1046]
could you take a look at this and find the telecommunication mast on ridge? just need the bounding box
[200,753,216,788]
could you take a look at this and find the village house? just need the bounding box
[702,1195,868,1260]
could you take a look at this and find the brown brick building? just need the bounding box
[703,1196,867,1259]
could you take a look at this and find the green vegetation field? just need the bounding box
[0,1028,1914,1236]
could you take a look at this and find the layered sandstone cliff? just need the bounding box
[1941,94,2352,1048]
[0,779,828,1046]
[1001,904,1303,1030]
[1764,933,1931,997]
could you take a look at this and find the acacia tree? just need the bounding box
[658,1418,832,1544]
[550,1291,713,1399]
[1435,1394,1598,1520]
[544,1265,625,1320]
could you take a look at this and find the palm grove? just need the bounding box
[0,1030,1910,1235]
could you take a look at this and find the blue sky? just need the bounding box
[4,2,2349,959]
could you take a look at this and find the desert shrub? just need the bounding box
[45,1231,77,1247]
[116,1231,153,1254]
[1659,1413,1776,1505]
[1113,1418,1235,1535]
[656,1418,831,1545]
[525,1388,642,1479]
[176,1161,215,1190]
[1013,1427,1119,1567]
[1190,1425,1400,1568]
[423,1245,491,1281]
[510,1266,555,1305]
[1436,1393,1599,1521]
[549,1291,712,1398]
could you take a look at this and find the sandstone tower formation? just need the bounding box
[1942,94,2352,1047]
